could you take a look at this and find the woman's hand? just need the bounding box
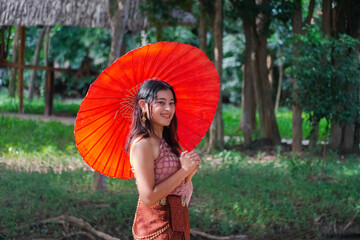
[180,151,201,174]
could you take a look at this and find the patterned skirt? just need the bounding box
[132,195,190,240]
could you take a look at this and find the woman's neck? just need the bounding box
[153,125,163,140]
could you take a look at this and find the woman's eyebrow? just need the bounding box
[157,97,174,101]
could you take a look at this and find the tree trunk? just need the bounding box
[41,26,51,97]
[322,0,332,38]
[29,27,46,101]
[354,120,359,152]
[274,52,283,112]
[92,0,130,192]
[107,0,130,64]
[333,0,360,153]
[18,26,25,114]
[207,0,224,151]
[250,4,281,145]
[140,30,147,46]
[9,26,19,98]
[240,20,256,146]
[342,123,355,152]
[330,123,342,150]
[291,0,303,153]
[309,120,319,150]
[156,24,162,42]
[198,0,207,54]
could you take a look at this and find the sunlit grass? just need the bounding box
[223,103,329,141]
[192,150,360,239]
[0,90,80,116]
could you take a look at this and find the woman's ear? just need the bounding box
[138,100,147,111]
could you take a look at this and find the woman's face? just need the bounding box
[150,89,175,128]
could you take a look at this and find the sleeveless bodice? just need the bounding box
[132,139,193,205]
[154,139,185,195]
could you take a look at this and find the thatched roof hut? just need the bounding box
[0,0,196,31]
[0,0,147,33]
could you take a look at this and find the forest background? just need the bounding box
[0,0,359,239]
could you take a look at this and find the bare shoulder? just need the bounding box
[130,137,157,166]
[131,137,153,153]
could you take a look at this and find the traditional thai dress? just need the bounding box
[132,139,192,240]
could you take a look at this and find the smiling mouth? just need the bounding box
[161,114,171,119]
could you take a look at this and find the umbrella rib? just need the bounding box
[177,99,219,108]
[91,84,129,97]
[149,42,181,78]
[166,69,215,86]
[159,50,200,81]
[101,124,123,176]
[85,117,125,161]
[76,114,115,147]
[85,97,124,100]
[144,42,164,80]
[93,117,124,174]
[155,46,195,79]
[171,73,218,86]
[140,45,150,82]
[96,71,127,90]
[107,122,129,177]
[131,51,138,86]
[117,60,134,89]
[176,109,215,123]
[77,102,120,114]
[174,89,220,94]
[75,108,118,131]
[178,120,205,138]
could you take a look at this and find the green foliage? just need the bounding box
[286,26,360,124]
[50,26,111,70]
[222,20,245,105]
[228,0,296,24]
[145,25,198,47]
[141,0,193,28]
[0,91,80,116]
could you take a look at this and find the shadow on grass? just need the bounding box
[190,153,360,240]
[0,165,138,240]
[1,152,360,240]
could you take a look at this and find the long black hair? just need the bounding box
[125,79,180,156]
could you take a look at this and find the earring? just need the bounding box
[141,110,147,123]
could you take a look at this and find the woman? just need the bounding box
[127,80,201,240]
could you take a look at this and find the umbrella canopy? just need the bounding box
[74,42,220,179]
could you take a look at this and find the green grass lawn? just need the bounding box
[223,104,329,141]
[1,116,359,239]
[0,90,80,116]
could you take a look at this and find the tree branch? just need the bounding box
[41,215,121,240]
[304,0,315,26]
[191,229,248,240]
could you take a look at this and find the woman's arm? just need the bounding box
[185,151,201,182]
[130,139,197,207]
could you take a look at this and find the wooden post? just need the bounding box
[18,26,25,113]
[44,61,54,116]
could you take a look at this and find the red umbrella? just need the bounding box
[74,42,220,179]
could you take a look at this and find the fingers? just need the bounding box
[182,151,201,165]
[180,151,188,158]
